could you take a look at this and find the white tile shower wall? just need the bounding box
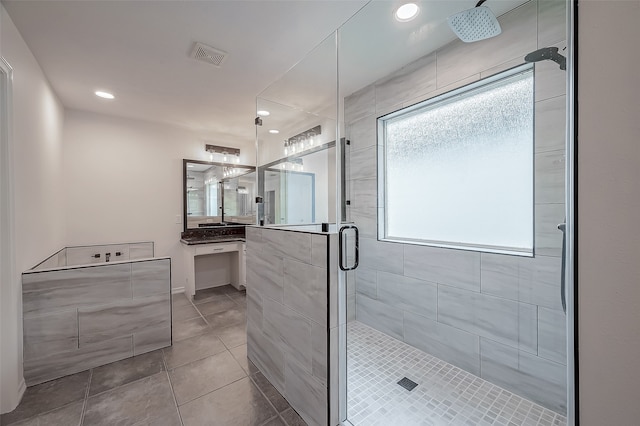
[344,0,567,414]
[246,227,338,426]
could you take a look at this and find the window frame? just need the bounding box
[377,64,535,256]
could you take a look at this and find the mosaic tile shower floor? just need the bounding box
[346,321,566,426]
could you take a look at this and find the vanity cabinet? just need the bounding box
[182,240,246,299]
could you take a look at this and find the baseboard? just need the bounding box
[171,287,185,295]
[17,378,26,401]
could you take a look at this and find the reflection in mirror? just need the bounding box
[258,142,335,225]
[223,172,257,223]
[183,160,256,230]
[256,32,338,227]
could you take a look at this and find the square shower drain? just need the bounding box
[397,377,418,391]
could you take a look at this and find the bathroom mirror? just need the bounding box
[183,159,256,230]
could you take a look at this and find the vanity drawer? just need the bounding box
[194,243,239,256]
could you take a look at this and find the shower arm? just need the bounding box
[524,47,567,71]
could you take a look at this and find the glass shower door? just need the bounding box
[250,31,349,426]
[337,1,574,425]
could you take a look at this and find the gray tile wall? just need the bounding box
[247,227,337,426]
[31,242,154,270]
[22,257,171,386]
[344,0,567,414]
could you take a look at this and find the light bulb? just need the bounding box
[284,146,288,155]
[223,154,228,162]
[395,3,419,22]
[235,155,240,164]
[209,153,213,161]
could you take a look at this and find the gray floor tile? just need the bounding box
[193,285,236,304]
[0,371,89,425]
[251,372,291,413]
[172,317,209,342]
[172,294,191,308]
[204,305,246,330]
[215,323,247,349]
[83,372,180,426]
[262,416,286,426]
[169,351,246,405]
[179,377,277,426]
[229,344,260,376]
[194,297,238,316]
[227,290,247,303]
[172,304,201,322]
[233,297,247,308]
[163,332,227,370]
[88,350,165,396]
[280,408,307,426]
[6,401,83,426]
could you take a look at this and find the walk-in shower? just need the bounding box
[250,1,575,425]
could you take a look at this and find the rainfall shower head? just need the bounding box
[524,47,567,70]
[447,0,502,43]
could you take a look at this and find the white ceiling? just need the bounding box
[1,0,368,149]
[2,0,528,151]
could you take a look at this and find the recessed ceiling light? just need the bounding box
[269,129,279,134]
[257,110,270,117]
[95,90,115,99]
[395,3,420,22]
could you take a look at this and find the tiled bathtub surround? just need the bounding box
[347,321,566,426]
[246,226,338,426]
[344,0,567,415]
[2,289,308,426]
[22,255,171,385]
[32,241,154,270]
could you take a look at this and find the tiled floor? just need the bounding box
[1,285,307,426]
[346,321,567,426]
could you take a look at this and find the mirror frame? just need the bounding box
[182,159,256,232]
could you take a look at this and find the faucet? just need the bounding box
[105,252,111,262]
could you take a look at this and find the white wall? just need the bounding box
[0,4,66,413]
[578,1,640,424]
[62,110,254,293]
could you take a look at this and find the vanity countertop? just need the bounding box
[180,236,245,245]
[180,226,246,246]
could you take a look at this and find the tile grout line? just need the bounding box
[173,374,249,408]
[248,374,292,426]
[79,369,93,426]
[161,350,185,426]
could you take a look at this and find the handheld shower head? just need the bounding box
[524,47,567,70]
[447,0,502,43]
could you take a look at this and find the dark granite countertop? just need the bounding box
[180,236,245,245]
[180,225,247,245]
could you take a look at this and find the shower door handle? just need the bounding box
[339,225,359,271]
[558,222,567,314]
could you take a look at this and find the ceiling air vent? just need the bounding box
[190,42,228,67]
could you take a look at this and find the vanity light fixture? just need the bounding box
[269,129,280,134]
[283,125,321,156]
[205,144,240,163]
[280,157,304,172]
[95,90,115,99]
[257,110,270,117]
[395,3,420,22]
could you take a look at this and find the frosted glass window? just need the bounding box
[380,67,533,253]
